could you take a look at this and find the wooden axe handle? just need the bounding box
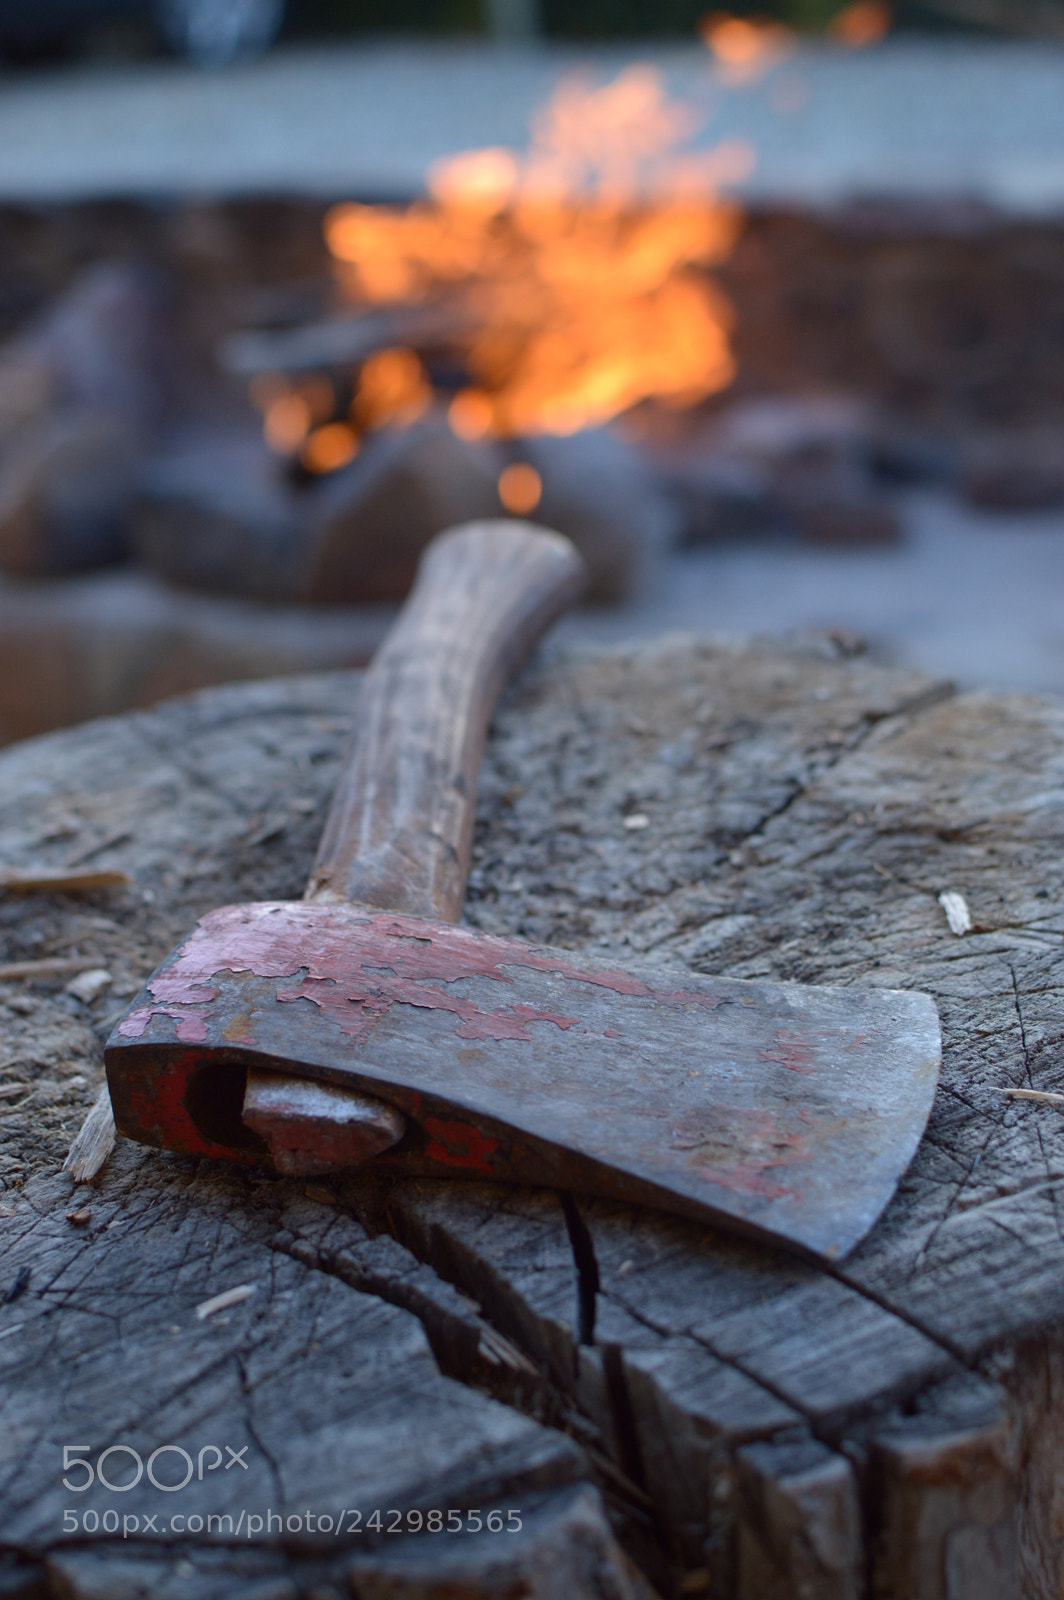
[305,520,585,920]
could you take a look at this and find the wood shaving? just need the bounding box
[65,969,112,1004]
[0,868,130,894]
[0,957,103,981]
[938,890,972,936]
[195,1284,256,1321]
[63,1086,116,1182]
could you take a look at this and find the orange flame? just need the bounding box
[321,66,745,441]
[829,0,891,45]
[301,422,359,474]
[701,13,795,81]
[353,347,432,431]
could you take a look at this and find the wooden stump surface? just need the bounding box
[2,632,1063,1599]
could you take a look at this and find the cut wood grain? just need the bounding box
[3,636,1064,1595]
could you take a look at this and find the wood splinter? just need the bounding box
[63,1085,117,1182]
[1000,1087,1064,1106]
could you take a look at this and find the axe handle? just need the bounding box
[305,520,585,920]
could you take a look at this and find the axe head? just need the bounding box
[105,901,940,1261]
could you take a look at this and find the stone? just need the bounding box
[502,427,675,602]
[0,410,141,573]
[133,425,304,599]
[0,261,166,576]
[960,429,1064,512]
[773,455,902,547]
[304,414,501,603]
[0,567,390,745]
[664,454,778,547]
[654,395,901,548]
[136,412,663,606]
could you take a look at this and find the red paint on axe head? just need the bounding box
[422,1117,499,1173]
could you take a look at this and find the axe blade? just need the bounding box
[106,901,940,1262]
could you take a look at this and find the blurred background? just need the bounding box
[1,0,1063,743]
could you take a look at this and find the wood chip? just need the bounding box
[938,889,972,936]
[65,1208,92,1225]
[1000,1087,1064,1106]
[63,1086,116,1182]
[65,968,112,1004]
[195,1284,256,1321]
[0,868,131,894]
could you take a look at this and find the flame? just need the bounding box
[262,392,312,453]
[353,347,432,431]
[829,0,891,45]
[701,13,795,82]
[320,66,743,442]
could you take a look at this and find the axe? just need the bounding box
[105,521,940,1261]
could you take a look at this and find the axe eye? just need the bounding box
[185,1060,270,1159]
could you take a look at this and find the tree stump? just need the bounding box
[1,633,1063,1598]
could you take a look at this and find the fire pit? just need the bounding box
[1,52,1062,740]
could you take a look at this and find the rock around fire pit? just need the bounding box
[133,413,669,606]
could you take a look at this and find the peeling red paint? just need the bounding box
[275,973,578,1043]
[151,976,217,1006]
[693,1162,796,1201]
[118,1004,209,1044]
[671,1102,813,1202]
[120,1049,251,1161]
[134,902,727,1048]
[759,1029,816,1074]
[422,1116,499,1173]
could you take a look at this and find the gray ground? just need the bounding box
[0,37,1063,211]
[561,488,1064,700]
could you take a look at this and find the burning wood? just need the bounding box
[236,67,747,481]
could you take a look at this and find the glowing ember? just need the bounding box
[829,0,891,45]
[301,422,359,474]
[353,347,432,431]
[449,389,495,442]
[701,14,795,81]
[497,462,543,515]
[263,391,311,454]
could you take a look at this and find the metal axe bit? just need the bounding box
[106,520,940,1261]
